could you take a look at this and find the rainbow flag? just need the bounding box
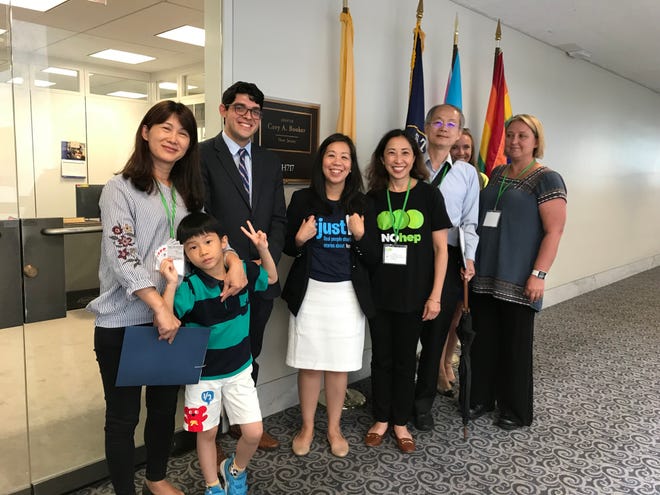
[405,16,427,153]
[444,44,462,109]
[477,49,512,176]
[336,5,356,141]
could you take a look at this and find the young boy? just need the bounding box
[160,212,278,495]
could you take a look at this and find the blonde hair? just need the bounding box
[505,114,545,159]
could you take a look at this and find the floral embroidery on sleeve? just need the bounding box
[109,223,141,267]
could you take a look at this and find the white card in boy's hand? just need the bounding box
[154,244,168,270]
[166,239,185,276]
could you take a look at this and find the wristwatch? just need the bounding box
[531,269,547,279]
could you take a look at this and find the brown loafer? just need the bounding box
[392,431,415,453]
[364,431,384,447]
[258,430,280,450]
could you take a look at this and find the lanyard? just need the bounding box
[494,160,535,210]
[155,181,177,239]
[386,177,412,239]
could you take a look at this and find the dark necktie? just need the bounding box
[237,148,250,195]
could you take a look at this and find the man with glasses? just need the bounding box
[413,104,480,431]
[200,81,286,454]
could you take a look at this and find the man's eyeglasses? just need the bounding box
[430,120,458,129]
[227,103,263,119]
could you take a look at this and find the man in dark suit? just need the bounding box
[200,81,286,451]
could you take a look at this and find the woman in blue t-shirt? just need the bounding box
[282,133,379,458]
[364,129,452,453]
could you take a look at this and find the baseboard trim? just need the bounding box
[544,255,660,308]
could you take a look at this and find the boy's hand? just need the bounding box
[159,258,178,285]
[241,220,269,250]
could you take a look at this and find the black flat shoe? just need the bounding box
[496,417,522,431]
[468,404,494,420]
[414,410,434,431]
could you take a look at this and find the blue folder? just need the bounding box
[116,326,210,386]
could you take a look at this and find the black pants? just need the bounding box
[369,310,424,426]
[414,245,463,414]
[469,293,536,426]
[249,295,274,384]
[94,326,179,495]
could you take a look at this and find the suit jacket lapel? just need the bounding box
[215,134,251,208]
[250,146,262,212]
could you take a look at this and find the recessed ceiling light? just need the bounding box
[107,91,147,99]
[6,77,24,85]
[34,79,57,87]
[90,49,155,65]
[42,66,78,77]
[0,0,67,12]
[0,29,6,36]
[157,25,205,47]
[158,82,198,91]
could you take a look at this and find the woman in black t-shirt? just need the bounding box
[364,129,452,453]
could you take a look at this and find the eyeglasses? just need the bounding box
[430,120,458,129]
[227,103,263,119]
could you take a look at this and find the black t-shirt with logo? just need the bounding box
[368,181,451,313]
[309,201,352,282]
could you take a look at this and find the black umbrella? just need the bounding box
[456,277,475,440]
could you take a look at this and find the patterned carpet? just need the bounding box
[72,268,660,495]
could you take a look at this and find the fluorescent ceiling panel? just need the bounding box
[107,91,147,99]
[42,66,78,77]
[156,25,205,47]
[34,79,56,87]
[0,0,67,12]
[158,82,198,91]
[89,49,155,65]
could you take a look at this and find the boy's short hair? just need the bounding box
[176,211,227,244]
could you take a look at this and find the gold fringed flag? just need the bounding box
[478,20,512,177]
[336,2,356,141]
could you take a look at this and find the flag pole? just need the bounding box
[454,13,459,46]
[343,0,348,13]
[495,19,502,52]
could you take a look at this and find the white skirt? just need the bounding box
[286,278,365,372]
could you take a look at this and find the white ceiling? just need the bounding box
[1,0,204,74]
[1,0,659,95]
[452,0,660,94]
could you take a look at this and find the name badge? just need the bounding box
[483,210,501,228]
[383,244,407,265]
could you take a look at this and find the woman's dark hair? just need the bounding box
[366,129,428,191]
[176,211,226,245]
[120,100,204,211]
[310,133,365,213]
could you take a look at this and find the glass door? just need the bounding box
[0,4,30,494]
[3,1,212,492]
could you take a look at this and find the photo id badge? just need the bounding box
[383,244,407,265]
[483,210,501,228]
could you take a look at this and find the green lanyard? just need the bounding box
[494,160,535,210]
[155,181,177,239]
[386,177,412,239]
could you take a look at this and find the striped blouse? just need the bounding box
[87,174,190,328]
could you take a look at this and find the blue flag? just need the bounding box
[444,46,462,109]
[405,23,427,154]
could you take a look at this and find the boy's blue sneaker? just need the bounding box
[204,484,226,495]
[220,454,248,495]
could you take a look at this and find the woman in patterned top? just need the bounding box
[469,114,567,430]
[88,101,245,495]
